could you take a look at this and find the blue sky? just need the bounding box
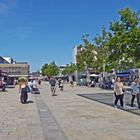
[0,0,140,71]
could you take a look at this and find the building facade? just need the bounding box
[0,63,30,78]
[73,46,83,64]
[0,57,30,79]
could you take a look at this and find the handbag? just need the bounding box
[26,85,31,93]
[122,89,125,92]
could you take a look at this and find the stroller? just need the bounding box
[32,85,40,94]
[32,87,40,94]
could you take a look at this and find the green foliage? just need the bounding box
[41,8,140,74]
[41,61,59,77]
[136,60,140,68]
[62,63,77,75]
[94,27,110,72]
[108,7,140,69]
[77,8,140,72]
[76,45,85,71]
[76,35,97,72]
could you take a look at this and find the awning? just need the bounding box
[90,74,98,77]
[116,74,129,77]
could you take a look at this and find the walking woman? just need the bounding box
[19,78,28,104]
[114,77,124,108]
[131,78,140,108]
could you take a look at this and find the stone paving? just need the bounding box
[40,83,140,140]
[78,91,140,116]
[35,94,67,140]
[0,82,140,140]
[0,86,44,140]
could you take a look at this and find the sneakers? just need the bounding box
[114,105,117,108]
[114,105,124,109]
[120,106,124,109]
[52,94,57,96]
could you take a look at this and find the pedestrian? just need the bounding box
[19,78,28,104]
[89,80,95,87]
[58,78,61,88]
[70,80,74,87]
[130,78,140,108]
[80,78,83,86]
[49,77,57,96]
[32,79,37,92]
[38,79,41,86]
[13,79,17,86]
[59,79,64,91]
[27,79,33,93]
[114,77,124,108]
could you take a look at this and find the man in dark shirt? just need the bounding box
[49,77,57,96]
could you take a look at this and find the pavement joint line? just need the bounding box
[34,94,68,140]
[40,109,47,112]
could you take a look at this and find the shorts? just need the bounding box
[51,86,56,92]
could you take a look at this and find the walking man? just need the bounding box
[49,77,57,96]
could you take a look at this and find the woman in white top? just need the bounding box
[19,78,28,104]
[131,78,140,108]
[114,77,124,108]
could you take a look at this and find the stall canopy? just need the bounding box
[89,74,98,77]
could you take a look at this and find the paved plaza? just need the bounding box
[78,90,140,116]
[0,82,140,140]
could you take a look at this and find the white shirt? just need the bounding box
[114,82,124,95]
[131,82,140,94]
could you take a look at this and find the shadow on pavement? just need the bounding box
[77,92,140,116]
[27,100,34,104]
[0,90,8,92]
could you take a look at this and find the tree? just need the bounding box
[62,63,77,81]
[62,63,77,76]
[76,35,97,72]
[108,8,140,69]
[128,27,140,68]
[94,27,111,72]
[75,45,85,71]
[41,62,59,77]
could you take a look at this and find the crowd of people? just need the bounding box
[18,76,140,110]
[48,76,140,109]
[18,77,71,102]
[114,77,140,109]
[19,78,41,104]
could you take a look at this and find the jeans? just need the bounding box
[20,88,28,103]
[114,93,124,107]
[131,94,140,108]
